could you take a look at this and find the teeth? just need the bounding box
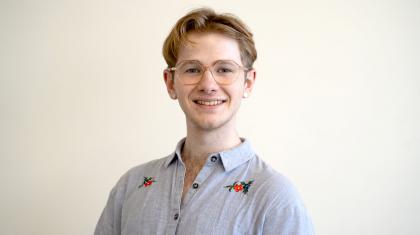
[196,100,224,106]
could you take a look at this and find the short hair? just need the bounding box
[162,7,257,68]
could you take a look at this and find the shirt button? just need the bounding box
[211,156,217,162]
[174,213,179,220]
[192,183,199,189]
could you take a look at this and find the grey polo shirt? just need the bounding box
[95,138,314,235]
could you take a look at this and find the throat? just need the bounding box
[182,159,206,201]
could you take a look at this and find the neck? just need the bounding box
[181,121,241,165]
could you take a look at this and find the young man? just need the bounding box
[95,8,314,235]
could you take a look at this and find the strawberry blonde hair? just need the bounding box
[162,7,257,68]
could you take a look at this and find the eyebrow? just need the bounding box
[176,60,239,66]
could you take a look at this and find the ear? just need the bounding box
[243,69,256,98]
[163,69,177,99]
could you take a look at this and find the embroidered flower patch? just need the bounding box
[138,177,156,188]
[225,180,254,194]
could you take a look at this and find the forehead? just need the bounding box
[177,32,242,65]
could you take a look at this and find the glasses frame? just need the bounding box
[166,60,251,85]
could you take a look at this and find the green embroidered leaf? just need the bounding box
[138,176,156,188]
[225,180,254,194]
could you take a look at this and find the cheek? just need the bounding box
[173,83,188,97]
[225,90,244,108]
[174,86,193,106]
[228,85,245,100]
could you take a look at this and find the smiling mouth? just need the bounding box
[193,99,226,106]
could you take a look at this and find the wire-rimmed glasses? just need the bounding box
[167,60,250,85]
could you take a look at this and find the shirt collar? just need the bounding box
[219,138,255,171]
[164,137,255,172]
[164,138,185,168]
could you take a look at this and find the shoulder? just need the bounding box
[124,155,170,180]
[109,154,172,200]
[248,156,314,234]
[247,155,300,204]
[244,155,310,217]
[94,154,174,234]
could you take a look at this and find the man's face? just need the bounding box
[164,32,256,131]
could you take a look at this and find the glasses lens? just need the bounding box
[176,61,203,84]
[212,61,240,84]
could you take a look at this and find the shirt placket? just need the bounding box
[180,154,220,208]
[167,159,185,235]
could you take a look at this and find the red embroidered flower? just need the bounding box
[139,177,156,188]
[234,184,243,192]
[225,180,254,194]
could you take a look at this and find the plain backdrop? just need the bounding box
[1,0,419,234]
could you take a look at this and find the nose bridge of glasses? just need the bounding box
[199,64,218,84]
[199,64,209,73]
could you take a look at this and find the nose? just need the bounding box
[197,68,219,93]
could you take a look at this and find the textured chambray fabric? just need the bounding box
[95,138,314,235]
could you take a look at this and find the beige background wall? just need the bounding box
[1,0,419,234]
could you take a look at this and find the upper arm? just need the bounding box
[262,197,315,235]
[94,188,121,235]
[94,172,131,235]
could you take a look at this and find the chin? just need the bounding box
[196,122,222,131]
[190,115,234,131]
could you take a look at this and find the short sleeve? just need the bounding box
[262,195,315,235]
[94,187,121,235]
[94,172,130,235]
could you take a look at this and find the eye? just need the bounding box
[184,67,201,74]
[216,67,234,73]
[179,62,202,74]
[214,61,238,74]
